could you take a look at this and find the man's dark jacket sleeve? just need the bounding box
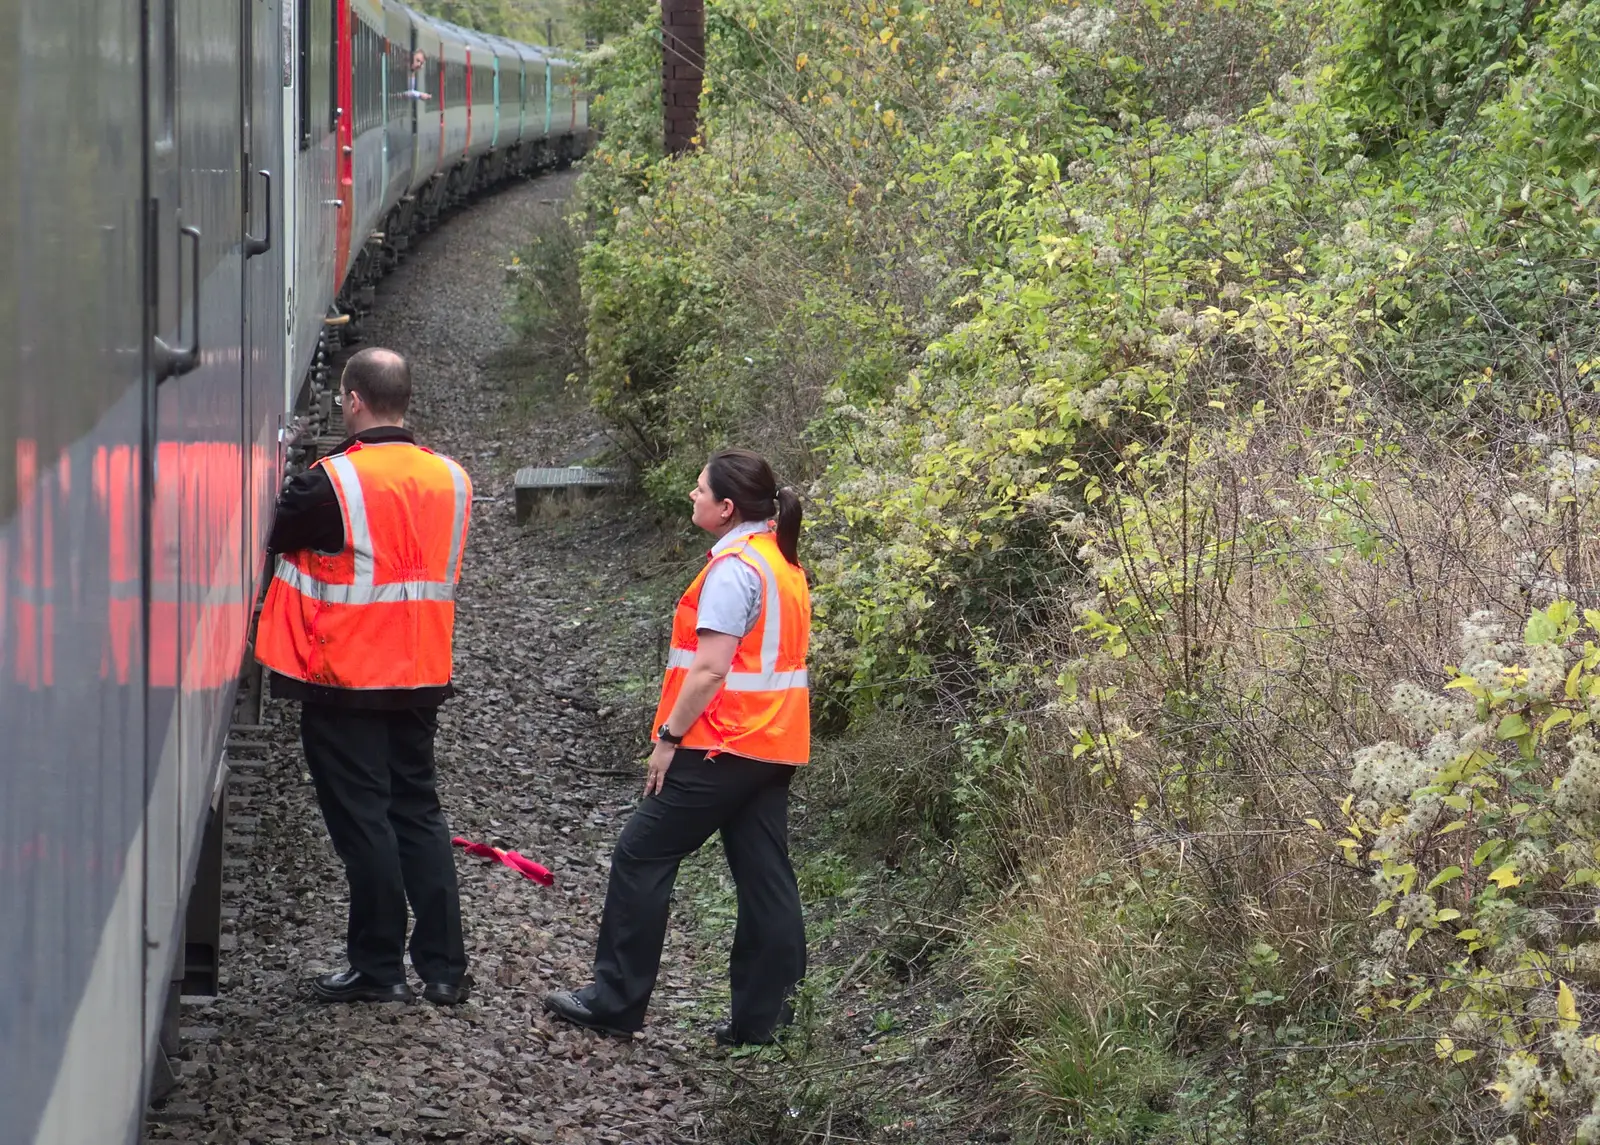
[266,468,344,555]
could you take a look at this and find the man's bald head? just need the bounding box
[342,348,412,421]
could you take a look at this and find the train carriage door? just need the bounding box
[143,0,185,1044]
[144,0,250,1057]
[244,0,285,573]
[334,0,354,282]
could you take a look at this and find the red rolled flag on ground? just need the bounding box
[451,836,555,886]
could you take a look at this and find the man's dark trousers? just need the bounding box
[579,749,806,1038]
[300,702,467,987]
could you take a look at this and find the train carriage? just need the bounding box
[0,2,588,1142]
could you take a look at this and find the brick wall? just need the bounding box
[661,0,704,153]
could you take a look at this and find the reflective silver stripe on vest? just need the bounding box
[273,557,456,605]
[664,647,807,692]
[443,456,470,581]
[324,453,375,586]
[667,648,695,670]
[727,668,808,691]
[733,540,784,676]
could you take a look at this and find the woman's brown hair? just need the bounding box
[706,448,802,565]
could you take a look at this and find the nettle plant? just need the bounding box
[1345,599,1600,1139]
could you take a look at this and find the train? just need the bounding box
[0,0,590,1140]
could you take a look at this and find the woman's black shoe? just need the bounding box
[309,968,413,1003]
[542,989,637,1038]
[713,1021,776,1047]
[422,978,471,1005]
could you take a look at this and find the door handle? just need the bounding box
[153,224,201,383]
[244,169,272,258]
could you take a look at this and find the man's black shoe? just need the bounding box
[309,968,413,1004]
[713,1021,777,1047]
[542,989,637,1038]
[422,977,471,1006]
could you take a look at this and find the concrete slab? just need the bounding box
[514,465,624,523]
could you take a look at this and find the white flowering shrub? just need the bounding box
[1346,601,1600,1141]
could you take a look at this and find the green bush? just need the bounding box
[563,0,1600,1135]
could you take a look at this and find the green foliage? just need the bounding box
[408,0,583,48]
[1344,597,1600,1141]
[507,207,588,392]
[563,0,1600,1135]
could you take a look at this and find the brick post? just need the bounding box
[661,0,704,154]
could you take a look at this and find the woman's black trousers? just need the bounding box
[579,748,806,1039]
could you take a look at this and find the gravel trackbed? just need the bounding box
[145,171,719,1145]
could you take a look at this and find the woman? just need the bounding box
[544,448,811,1046]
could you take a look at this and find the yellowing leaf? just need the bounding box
[1434,1036,1455,1059]
[1434,908,1462,922]
[1560,980,1580,1031]
[1452,1048,1478,1063]
[1544,709,1574,734]
[1487,864,1522,889]
[882,109,897,128]
[795,52,809,70]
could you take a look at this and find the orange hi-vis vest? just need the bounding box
[255,439,471,690]
[651,528,811,765]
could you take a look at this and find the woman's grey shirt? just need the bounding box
[695,521,767,640]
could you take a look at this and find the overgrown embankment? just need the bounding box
[518,1,1600,1140]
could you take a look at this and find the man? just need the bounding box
[255,348,472,1005]
[403,50,432,100]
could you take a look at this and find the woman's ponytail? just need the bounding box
[774,486,802,566]
[706,448,804,566]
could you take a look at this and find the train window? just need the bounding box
[387,39,409,116]
[328,0,339,132]
[352,19,383,135]
[298,0,333,149]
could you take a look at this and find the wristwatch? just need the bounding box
[656,722,684,745]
